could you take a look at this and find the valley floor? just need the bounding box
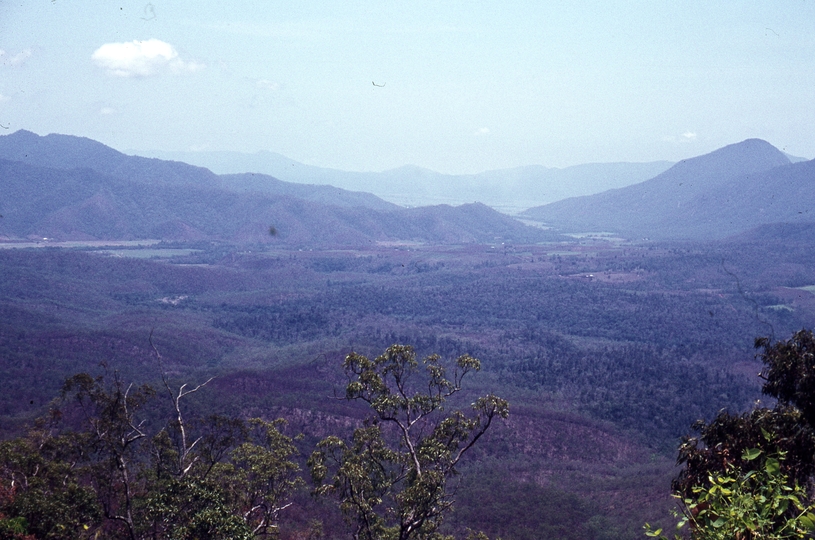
[2,230,813,538]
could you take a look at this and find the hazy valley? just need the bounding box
[1,130,814,538]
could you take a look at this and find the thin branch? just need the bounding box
[452,409,496,467]
[150,329,214,477]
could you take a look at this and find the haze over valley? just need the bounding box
[136,147,674,213]
[1,128,815,538]
[3,2,815,538]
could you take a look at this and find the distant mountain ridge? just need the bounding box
[522,139,814,240]
[0,130,222,188]
[136,148,673,213]
[0,131,557,245]
[219,172,397,212]
[4,130,810,244]
[0,130,396,212]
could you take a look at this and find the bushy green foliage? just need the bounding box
[0,347,506,540]
[672,407,815,500]
[0,516,34,540]
[142,477,253,540]
[759,330,815,429]
[0,427,101,539]
[646,448,815,539]
[228,418,304,536]
[0,371,302,540]
[650,330,815,540]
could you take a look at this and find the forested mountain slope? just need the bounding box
[0,157,555,245]
[522,139,813,239]
[0,129,222,188]
[220,172,398,211]
[0,130,398,212]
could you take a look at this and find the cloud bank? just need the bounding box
[91,39,203,77]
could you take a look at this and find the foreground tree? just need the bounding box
[0,425,100,539]
[308,345,509,540]
[61,372,154,539]
[0,369,302,539]
[647,444,815,540]
[228,418,304,536]
[758,330,815,429]
[647,330,815,539]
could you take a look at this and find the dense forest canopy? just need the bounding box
[2,129,815,539]
[2,224,814,538]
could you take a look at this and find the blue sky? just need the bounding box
[1,1,813,174]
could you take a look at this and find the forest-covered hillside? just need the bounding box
[522,139,815,240]
[3,131,815,537]
[2,222,814,537]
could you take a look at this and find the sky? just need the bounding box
[1,1,813,174]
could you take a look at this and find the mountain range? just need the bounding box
[0,131,557,245]
[3,129,815,539]
[135,148,674,213]
[522,139,815,240]
[2,129,813,244]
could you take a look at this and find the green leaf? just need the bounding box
[742,448,762,461]
[799,513,815,531]
[765,457,780,475]
[776,498,789,515]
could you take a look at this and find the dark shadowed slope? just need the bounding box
[692,159,815,237]
[724,221,815,244]
[521,139,806,240]
[392,202,551,243]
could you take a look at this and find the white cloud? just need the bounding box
[663,132,699,144]
[0,94,10,102]
[91,39,203,77]
[474,127,490,136]
[100,107,116,115]
[256,79,280,90]
[0,49,32,67]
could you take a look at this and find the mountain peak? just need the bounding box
[666,138,789,181]
[713,138,788,159]
[0,129,225,189]
[521,138,801,240]
[7,129,39,139]
[0,129,126,165]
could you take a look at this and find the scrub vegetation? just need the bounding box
[2,223,815,537]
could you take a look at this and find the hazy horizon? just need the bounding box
[2,2,814,174]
